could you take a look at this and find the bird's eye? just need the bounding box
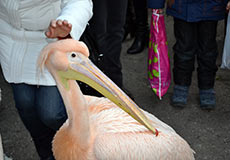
[71,53,76,58]
[68,52,84,64]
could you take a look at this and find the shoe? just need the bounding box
[199,88,216,110]
[171,85,189,108]
[127,33,148,54]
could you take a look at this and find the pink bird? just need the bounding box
[38,39,195,160]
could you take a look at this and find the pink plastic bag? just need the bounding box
[148,9,171,99]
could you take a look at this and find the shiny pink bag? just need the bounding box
[148,9,171,99]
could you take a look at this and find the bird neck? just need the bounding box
[56,77,91,148]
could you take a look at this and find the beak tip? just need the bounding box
[155,129,159,137]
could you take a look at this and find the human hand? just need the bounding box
[227,1,230,11]
[45,20,72,38]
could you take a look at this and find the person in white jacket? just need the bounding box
[0,0,93,159]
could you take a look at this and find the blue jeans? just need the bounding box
[11,83,67,159]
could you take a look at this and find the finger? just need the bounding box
[45,31,50,37]
[46,26,55,38]
[45,29,54,38]
[63,20,69,26]
[57,20,63,26]
[68,23,72,28]
[63,20,72,29]
[59,21,72,31]
[50,20,57,28]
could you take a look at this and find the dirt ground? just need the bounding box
[1,15,230,160]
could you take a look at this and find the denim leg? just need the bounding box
[11,83,56,159]
[197,21,218,89]
[36,85,67,131]
[173,18,198,86]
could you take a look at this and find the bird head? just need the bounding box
[38,39,158,136]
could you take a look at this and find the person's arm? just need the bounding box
[46,0,93,40]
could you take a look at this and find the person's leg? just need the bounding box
[127,0,148,54]
[171,18,198,107]
[80,0,107,96]
[11,84,56,159]
[173,18,197,87]
[36,85,67,131]
[88,0,107,60]
[34,85,67,159]
[197,20,218,109]
[123,0,136,41]
[89,0,134,99]
[104,0,128,88]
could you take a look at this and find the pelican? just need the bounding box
[38,39,195,160]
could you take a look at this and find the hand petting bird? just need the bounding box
[45,19,72,39]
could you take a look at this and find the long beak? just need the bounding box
[58,53,158,136]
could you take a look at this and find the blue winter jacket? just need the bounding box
[148,0,228,22]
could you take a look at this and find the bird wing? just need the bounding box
[83,96,195,160]
[93,131,195,160]
[84,95,175,134]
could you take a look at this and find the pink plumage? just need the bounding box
[38,39,195,160]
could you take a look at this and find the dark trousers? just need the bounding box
[89,0,128,88]
[125,0,148,36]
[173,18,218,89]
[133,0,148,33]
[11,84,67,159]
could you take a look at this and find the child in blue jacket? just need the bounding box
[148,0,229,109]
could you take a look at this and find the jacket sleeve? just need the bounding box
[57,0,93,40]
[148,0,166,9]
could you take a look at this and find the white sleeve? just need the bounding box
[57,0,93,40]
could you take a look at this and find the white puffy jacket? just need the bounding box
[0,0,93,85]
